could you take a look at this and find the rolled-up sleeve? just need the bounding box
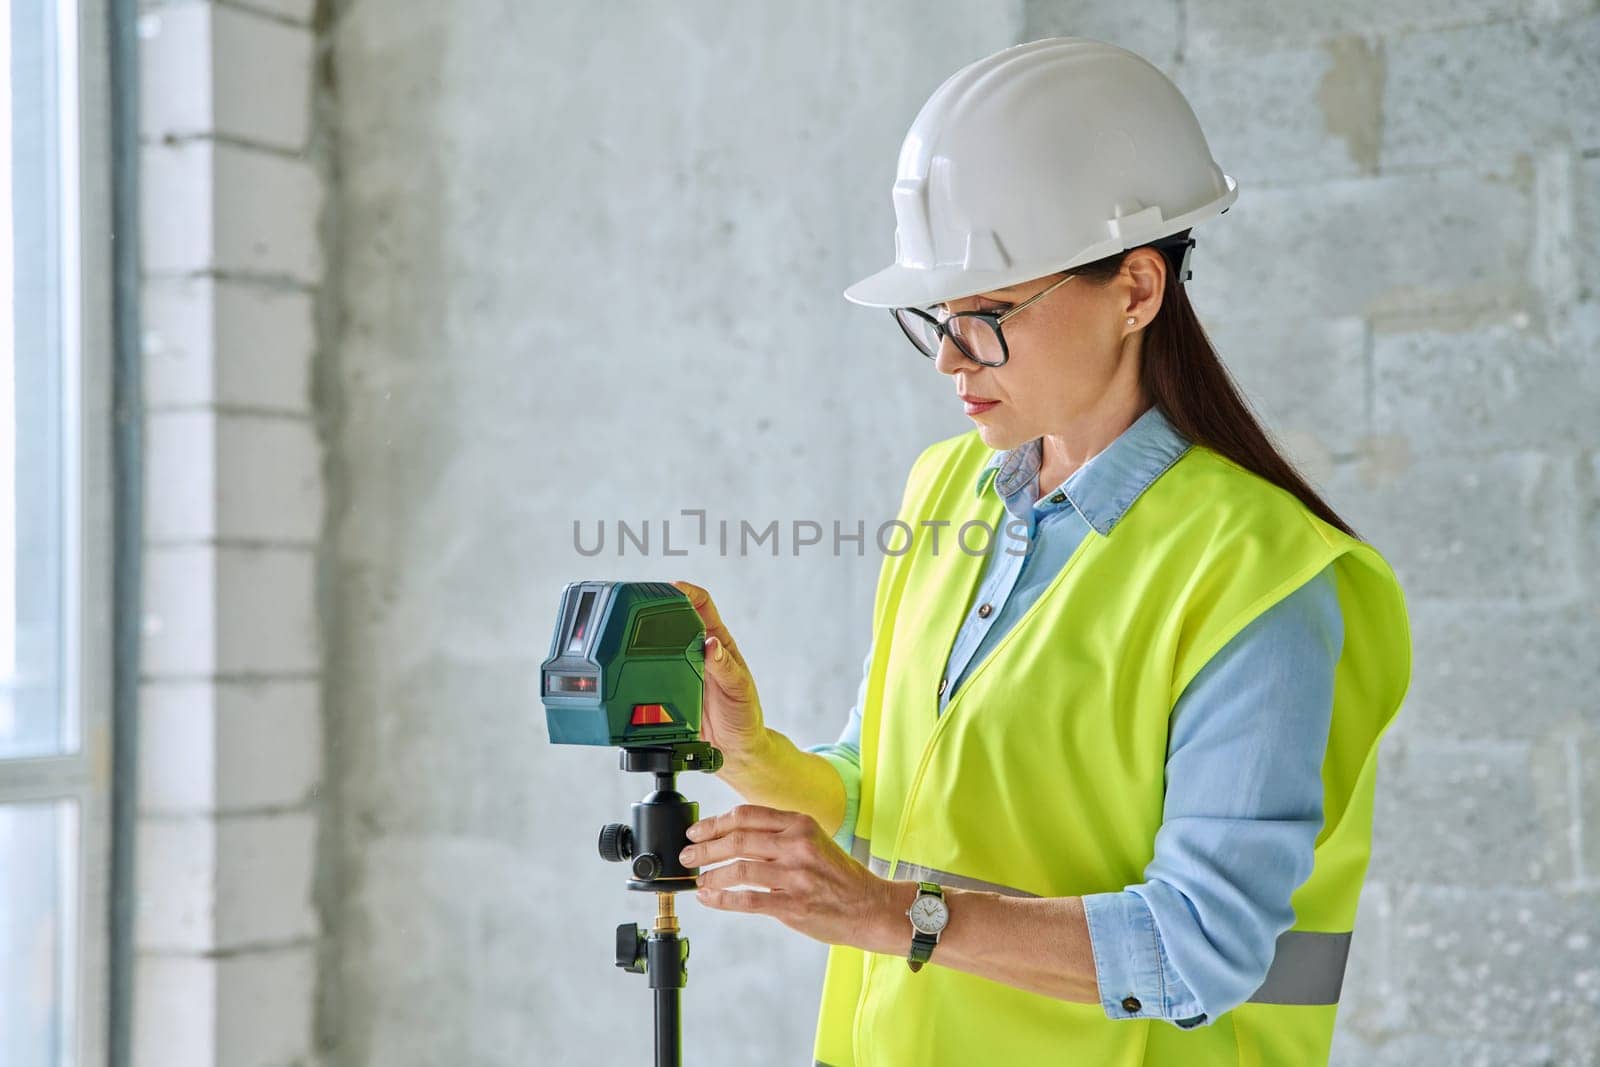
[1083,563,1344,1027]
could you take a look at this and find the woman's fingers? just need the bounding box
[686,805,889,947]
[680,805,795,865]
[689,804,798,840]
[682,827,785,866]
[703,636,752,700]
[693,857,785,893]
[671,580,747,669]
[670,582,765,759]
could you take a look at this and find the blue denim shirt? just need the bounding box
[808,404,1343,1028]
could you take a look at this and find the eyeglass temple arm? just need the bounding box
[995,270,1077,324]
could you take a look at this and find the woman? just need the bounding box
[670,37,1411,1066]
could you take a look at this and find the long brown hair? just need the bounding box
[1071,231,1359,539]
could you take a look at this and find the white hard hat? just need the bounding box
[844,37,1237,310]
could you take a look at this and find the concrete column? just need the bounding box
[135,1,324,1064]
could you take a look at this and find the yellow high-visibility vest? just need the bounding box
[812,428,1412,1066]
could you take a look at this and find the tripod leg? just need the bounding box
[654,987,680,1067]
[647,893,689,1067]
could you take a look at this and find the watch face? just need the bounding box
[909,893,949,935]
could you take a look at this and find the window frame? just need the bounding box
[0,0,122,1063]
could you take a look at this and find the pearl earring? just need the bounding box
[1126,316,1137,326]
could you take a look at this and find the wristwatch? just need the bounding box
[905,881,949,972]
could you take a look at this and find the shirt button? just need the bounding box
[936,677,947,696]
[976,603,993,618]
[1121,996,1142,1014]
[1049,492,1066,504]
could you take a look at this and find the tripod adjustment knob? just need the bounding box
[598,823,633,863]
[614,923,647,974]
[631,853,663,881]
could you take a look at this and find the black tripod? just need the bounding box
[598,742,723,1067]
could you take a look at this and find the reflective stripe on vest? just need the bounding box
[850,834,1351,1006]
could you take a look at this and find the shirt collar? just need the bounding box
[973,404,1193,536]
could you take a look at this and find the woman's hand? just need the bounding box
[671,580,770,769]
[681,804,895,950]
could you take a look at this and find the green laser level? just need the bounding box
[540,580,707,747]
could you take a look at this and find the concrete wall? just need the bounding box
[314,2,1600,1065]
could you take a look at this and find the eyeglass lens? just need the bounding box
[893,309,1006,365]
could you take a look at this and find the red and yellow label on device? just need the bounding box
[630,704,677,726]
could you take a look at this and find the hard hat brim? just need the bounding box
[841,263,1034,311]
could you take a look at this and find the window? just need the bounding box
[1,0,114,1064]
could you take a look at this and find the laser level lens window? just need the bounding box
[567,590,598,652]
[547,674,598,694]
